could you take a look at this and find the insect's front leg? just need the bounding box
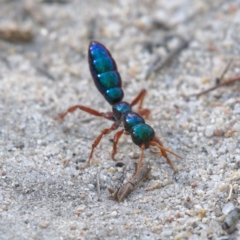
[55,105,113,121]
[133,145,146,178]
[149,136,182,173]
[83,122,119,168]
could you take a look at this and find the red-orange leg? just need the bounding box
[84,123,119,168]
[55,105,113,121]
[111,129,125,160]
[133,145,145,178]
[150,136,182,172]
[130,89,150,119]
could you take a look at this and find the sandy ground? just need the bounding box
[0,0,240,239]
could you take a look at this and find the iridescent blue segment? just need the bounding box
[98,71,121,89]
[124,112,145,131]
[88,41,123,105]
[112,102,132,121]
[130,124,155,147]
[90,44,110,60]
[93,57,115,74]
[105,88,124,105]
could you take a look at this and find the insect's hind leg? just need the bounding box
[83,122,119,168]
[130,89,150,119]
[55,105,113,121]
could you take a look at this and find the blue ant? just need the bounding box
[56,41,182,176]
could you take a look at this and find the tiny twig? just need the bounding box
[192,75,240,98]
[108,165,151,202]
[145,39,189,80]
[226,184,233,202]
[188,59,240,98]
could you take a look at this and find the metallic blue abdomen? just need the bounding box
[89,41,123,105]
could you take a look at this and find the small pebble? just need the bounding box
[174,232,187,240]
[157,203,166,209]
[233,184,238,192]
[184,201,192,209]
[214,128,223,136]
[70,225,77,230]
[161,229,172,237]
[151,225,162,233]
[116,167,123,173]
[109,167,116,173]
[128,152,140,159]
[215,207,223,217]
[198,209,206,220]
[218,145,227,154]
[196,189,204,197]
[225,130,233,138]
[75,205,86,216]
[219,183,228,192]
[111,211,118,217]
[80,192,86,199]
[222,202,234,215]
[202,217,208,224]
[88,184,95,190]
[233,103,240,114]
[232,122,240,132]
[39,220,49,229]
[230,172,240,181]
[205,126,214,137]
[134,210,142,214]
